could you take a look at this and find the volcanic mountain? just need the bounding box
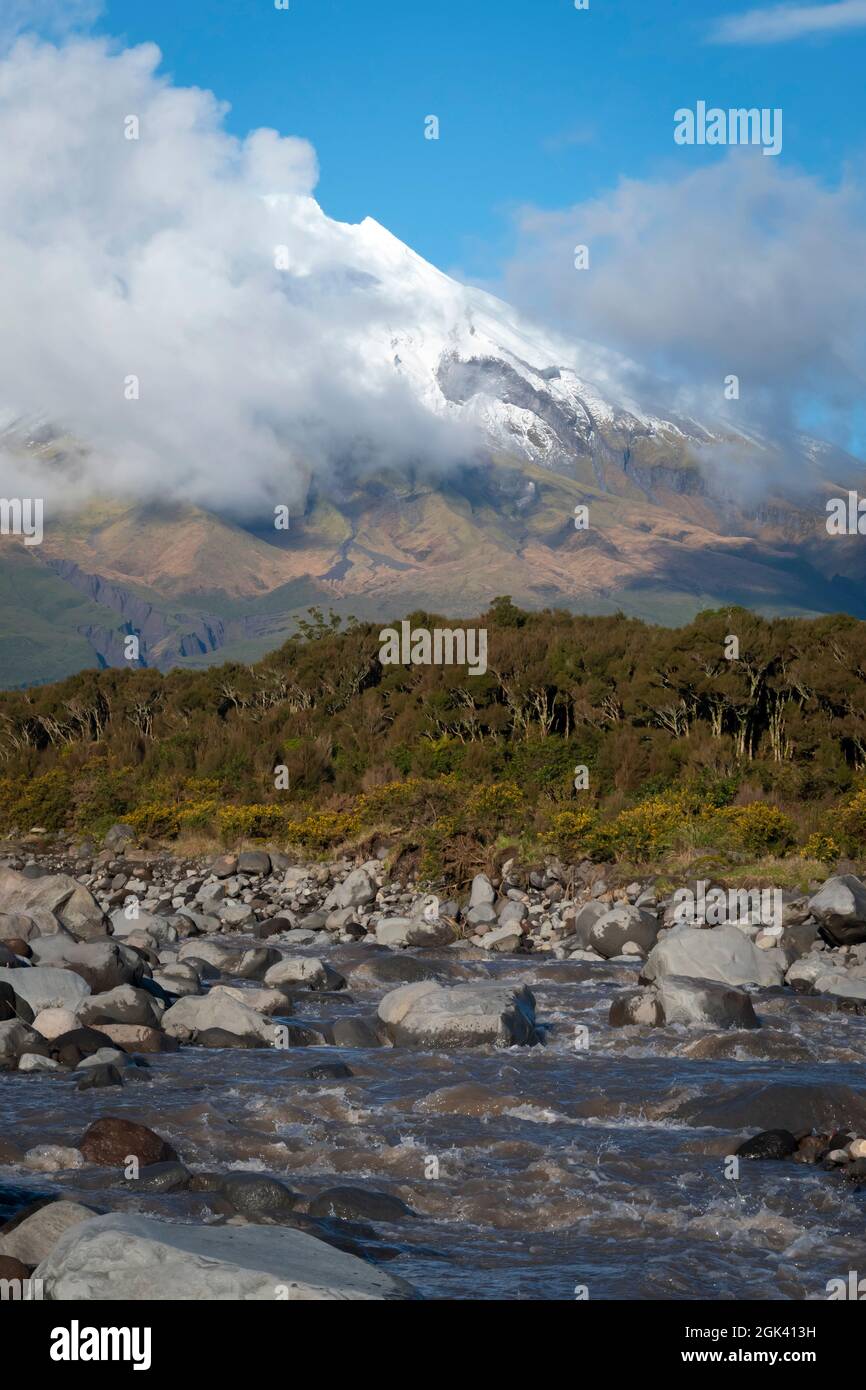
[1,212,863,688]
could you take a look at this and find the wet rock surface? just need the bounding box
[0,842,865,1299]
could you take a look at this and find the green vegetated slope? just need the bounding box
[2,601,866,879]
[0,546,107,687]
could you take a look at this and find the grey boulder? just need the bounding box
[177,939,238,971]
[813,971,866,1002]
[378,980,541,1048]
[0,868,107,940]
[642,925,784,989]
[161,991,280,1045]
[567,900,609,948]
[608,990,665,1027]
[103,823,136,850]
[0,965,90,1013]
[28,938,140,992]
[477,924,524,952]
[0,1018,49,1062]
[263,957,343,991]
[34,1212,415,1300]
[236,851,271,877]
[322,868,377,912]
[0,911,46,943]
[0,1200,97,1265]
[808,875,866,947]
[654,975,760,1029]
[375,917,456,948]
[469,873,496,908]
[78,985,163,1028]
[588,905,659,959]
[110,909,177,945]
[609,976,758,1029]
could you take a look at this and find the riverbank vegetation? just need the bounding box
[2,601,866,878]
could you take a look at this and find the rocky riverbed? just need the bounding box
[1,829,865,1300]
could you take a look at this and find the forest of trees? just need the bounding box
[3,600,866,873]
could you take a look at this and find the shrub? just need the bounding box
[834,786,866,855]
[461,781,525,834]
[545,808,598,860]
[217,804,287,842]
[718,802,795,856]
[0,768,76,832]
[74,764,135,829]
[601,793,688,861]
[508,739,594,796]
[357,779,426,823]
[284,810,360,852]
[176,799,220,831]
[122,801,181,838]
[802,832,840,863]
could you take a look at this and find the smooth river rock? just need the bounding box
[0,966,90,1014]
[642,925,784,989]
[377,980,541,1048]
[0,868,107,941]
[34,1212,416,1300]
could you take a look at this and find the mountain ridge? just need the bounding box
[1,206,864,686]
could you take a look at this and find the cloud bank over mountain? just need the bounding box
[0,23,862,527]
[0,35,477,517]
[500,155,866,456]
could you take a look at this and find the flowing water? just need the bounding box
[3,942,865,1300]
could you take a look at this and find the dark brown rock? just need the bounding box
[794,1134,830,1164]
[51,1027,117,1067]
[608,990,663,1027]
[194,1028,268,1049]
[77,1116,178,1167]
[252,919,288,940]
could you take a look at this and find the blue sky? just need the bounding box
[89,0,866,279]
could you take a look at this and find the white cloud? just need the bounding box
[0,36,472,516]
[710,0,866,44]
[500,155,866,448]
[0,0,103,43]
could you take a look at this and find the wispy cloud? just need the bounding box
[0,0,103,43]
[542,125,596,154]
[710,0,866,45]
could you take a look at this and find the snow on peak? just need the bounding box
[267,195,710,465]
